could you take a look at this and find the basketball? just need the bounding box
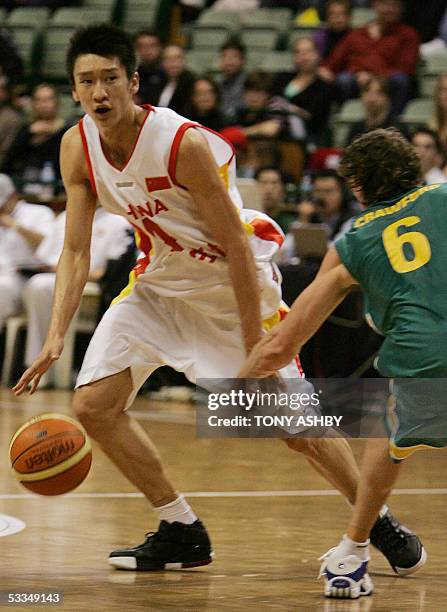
[9,413,92,496]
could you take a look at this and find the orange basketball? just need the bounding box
[9,413,92,496]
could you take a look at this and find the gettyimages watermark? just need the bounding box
[196,378,447,439]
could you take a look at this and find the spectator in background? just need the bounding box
[313,0,352,60]
[134,29,165,106]
[0,27,23,84]
[320,0,419,115]
[428,75,447,153]
[233,71,280,138]
[0,173,54,331]
[345,76,408,145]
[274,37,334,145]
[156,45,195,117]
[22,206,132,387]
[297,170,359,239]
[0,77,23,167]
[411,128,447,184]
[216,39,247,122]
[1,83,66,183]
[255,166,297,233]
[187,77,227,132]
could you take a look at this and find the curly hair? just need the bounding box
[338,128,422,206]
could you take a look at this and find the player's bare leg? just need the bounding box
[347,438,401,542]
[73,369,176,505]
[73,368,213,570]
[284,437,359,504]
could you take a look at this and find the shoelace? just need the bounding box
[317,547,337,578]
[375,516,408,550]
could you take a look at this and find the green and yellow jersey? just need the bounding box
[335,183,447,378]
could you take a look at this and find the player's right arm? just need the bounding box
[13,126,96,395]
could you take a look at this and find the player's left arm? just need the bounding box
[176,128,263,354]
[238,246,358,377]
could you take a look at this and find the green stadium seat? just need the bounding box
[239,27,279,51]
[82,0,117,22]
[7,26,40,79]
[240,8,292,31]
[6,7,50,29]
[191,26,233,50]
[332,99,365,147]
[185,49,219,74]
[399,98,434,128]
[351,7,375,27]
[122,0,159,33]
[245,50,265,71]
[40,27,77,83]
[50,7,97,27]
[261,51,293,73]
[421,50,447,78]
[197,10,240,30]
[419,75,437,98]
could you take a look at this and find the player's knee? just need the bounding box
[283,437,324,459]
[72,388,121,435]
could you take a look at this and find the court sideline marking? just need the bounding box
[1,488,447,500]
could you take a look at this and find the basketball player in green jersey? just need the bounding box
[239,127,447,598]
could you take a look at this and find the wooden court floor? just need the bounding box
[1,386,446,611]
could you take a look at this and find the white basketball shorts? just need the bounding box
[75,279,305,410]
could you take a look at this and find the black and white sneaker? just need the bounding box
[370,510,427,575]
[109,519,214,571]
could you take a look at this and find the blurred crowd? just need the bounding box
[1,0,447,385]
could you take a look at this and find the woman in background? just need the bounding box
[187,77,227,132]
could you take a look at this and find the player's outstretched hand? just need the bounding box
[13,339,64,395]
[238,327,293,379]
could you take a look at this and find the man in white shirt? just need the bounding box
[0,173,54,330]
[22,206,132,384]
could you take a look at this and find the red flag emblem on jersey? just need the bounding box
[145,177,171,192]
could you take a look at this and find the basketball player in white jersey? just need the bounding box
[14,24,422,574]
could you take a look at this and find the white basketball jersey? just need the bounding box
[79,106,284,317]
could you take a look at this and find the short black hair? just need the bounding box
[255,166,286,183]
[66,24,136,83]
[133,28,161,43]
[313,169,345,188]
[244,70,272,94]
[411,127,445,156]
[220,37,246,57]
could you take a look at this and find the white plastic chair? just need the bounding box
[1,282,100,389]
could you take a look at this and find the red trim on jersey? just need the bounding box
[131,225,152,276]
[198,124,236,165]
[250,218,284,246]
[294,355,305,377]
[78,118,98,197]
[168,122,200,187]
[100,105,153,173]
[168,122,236,187]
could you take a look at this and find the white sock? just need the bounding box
[336,534,370,562]
[379,504,388,518]
[156,494,197,525]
